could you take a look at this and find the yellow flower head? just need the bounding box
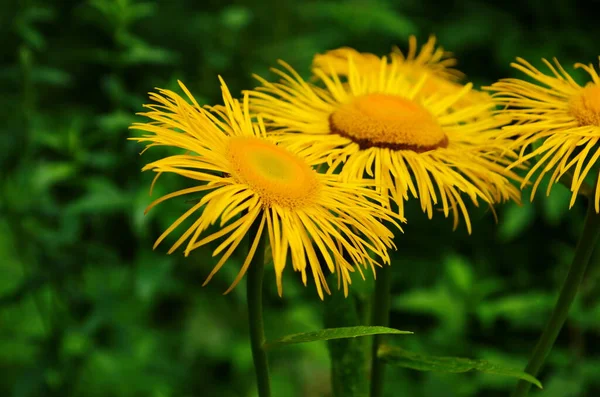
[311,35,489,110]
[486,57,600,211]
[249,56,521,233]
[130,78,402,299]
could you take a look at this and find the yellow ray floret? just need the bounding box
[311,35,489,110]
[486,57,600,212]
[130,78,402,299]
[249,56,521,233]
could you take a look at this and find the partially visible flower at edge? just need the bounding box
[311,35,490,111]
[486,57,600,211]
[130,78,403,299]
[249,55,522,234]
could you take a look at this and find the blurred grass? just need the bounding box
[1,0,600,396]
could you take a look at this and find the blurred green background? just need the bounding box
[1,0,599,396]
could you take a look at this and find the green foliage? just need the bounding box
[379,345,542,389]
[2,0,600,396]
[266,326,411,348]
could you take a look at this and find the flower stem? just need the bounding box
[512,200,600,397]
[370,265,392,397]
[324,289,369,397]
[247,220,271,397]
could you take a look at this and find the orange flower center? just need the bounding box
[569,84,600,127]
[329,93,448,152]
[227,137,320,208]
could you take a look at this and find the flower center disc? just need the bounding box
[569,84,600,127]
[329,93,448,152]
[227,137,320,208]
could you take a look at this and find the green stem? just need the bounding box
[246,221,271,397]
[512,200,600,397]
[324,288,369,397]
[370,265,392,397]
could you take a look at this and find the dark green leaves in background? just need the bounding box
[1,0,600,396]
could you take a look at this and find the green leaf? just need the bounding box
[498,201,535,242]
[476,291,555,328]
[31,162,77,192]
[220,5,252,30]
[542,183,572,225]
[300,1,416,37]
[445,255,474,294]
[66,178,130,215]
[379,345,542,389]
[266,326,412,349]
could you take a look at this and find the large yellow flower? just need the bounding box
[487,57,600,211]
[311,35,488,110]
[249,56,521,233]
[130,78,401,299]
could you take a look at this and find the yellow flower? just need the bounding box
[311,35,489,110]
[130,78,401,299]
[486,57,600,211]
[249,56,521,233]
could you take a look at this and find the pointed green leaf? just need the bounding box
[379,345,542,389]
[265,327,412,349]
